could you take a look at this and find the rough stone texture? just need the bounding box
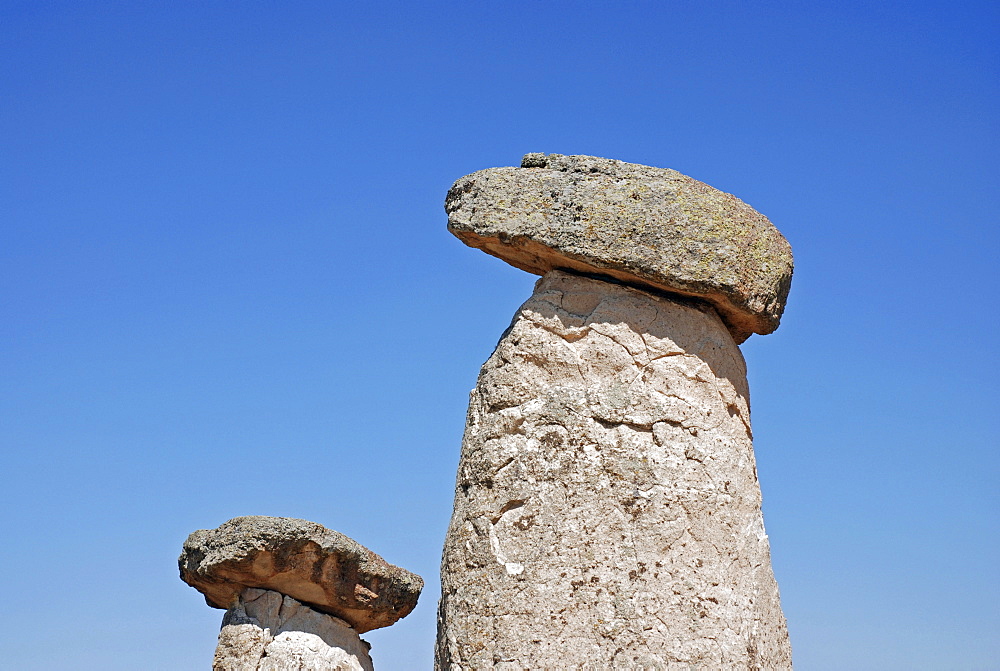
[436,271,791,669]
[180,516,423,633]
[214,588,374,671]
[446,153,794,342]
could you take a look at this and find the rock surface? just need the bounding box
[436,271,791,669]
[180,516,423,633]
[446,153,794,342]
[214,588,374,671]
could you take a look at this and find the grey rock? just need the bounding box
[214,588,374,671]
[446,153,794,342]
[180,516,423,633]
[436,271,791,668]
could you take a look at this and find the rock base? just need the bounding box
[214,588,374,671]
[436,271,791,669]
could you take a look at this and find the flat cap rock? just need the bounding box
[446,153,793,342]
[179,516,423,633]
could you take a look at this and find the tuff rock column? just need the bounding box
[180,516,423,670]
[436,154,794,669]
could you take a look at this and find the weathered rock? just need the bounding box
[214,588,374,671]
[446,153,793,342]
[436,271,791,668]
[179,516,423,633]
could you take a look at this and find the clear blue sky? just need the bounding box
[2,2,997,669]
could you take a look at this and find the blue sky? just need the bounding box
[2,2,997,669]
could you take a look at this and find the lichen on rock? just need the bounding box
[446,153,794,342]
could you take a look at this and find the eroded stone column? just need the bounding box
[180,516,423,670]
[437,154,794,669]
[214,588,374,671]
[439,271,788,668]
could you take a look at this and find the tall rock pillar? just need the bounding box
[436,154,794,669]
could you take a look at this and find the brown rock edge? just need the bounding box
[179,516,423,633]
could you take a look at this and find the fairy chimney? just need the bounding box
[180,516,423,670]
[436,154,794,669]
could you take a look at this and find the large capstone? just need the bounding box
[446,153,793,342]
[436,271,791,668]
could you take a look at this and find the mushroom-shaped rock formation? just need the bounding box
[437,155,794,669]
[446,153,793,342]
[179,516,423,634]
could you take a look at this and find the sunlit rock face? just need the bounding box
[436,271,791,669]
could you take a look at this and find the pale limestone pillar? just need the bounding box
[436,272,791,668]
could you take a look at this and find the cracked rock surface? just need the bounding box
[446,153,793,342]
[180,516,423,633]
[214,588,374,671]
[436,271,791,669]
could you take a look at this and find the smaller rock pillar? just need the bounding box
[180,516,423,670]
[214,588,375,670]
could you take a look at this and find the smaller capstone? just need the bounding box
[179,516,423,633]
